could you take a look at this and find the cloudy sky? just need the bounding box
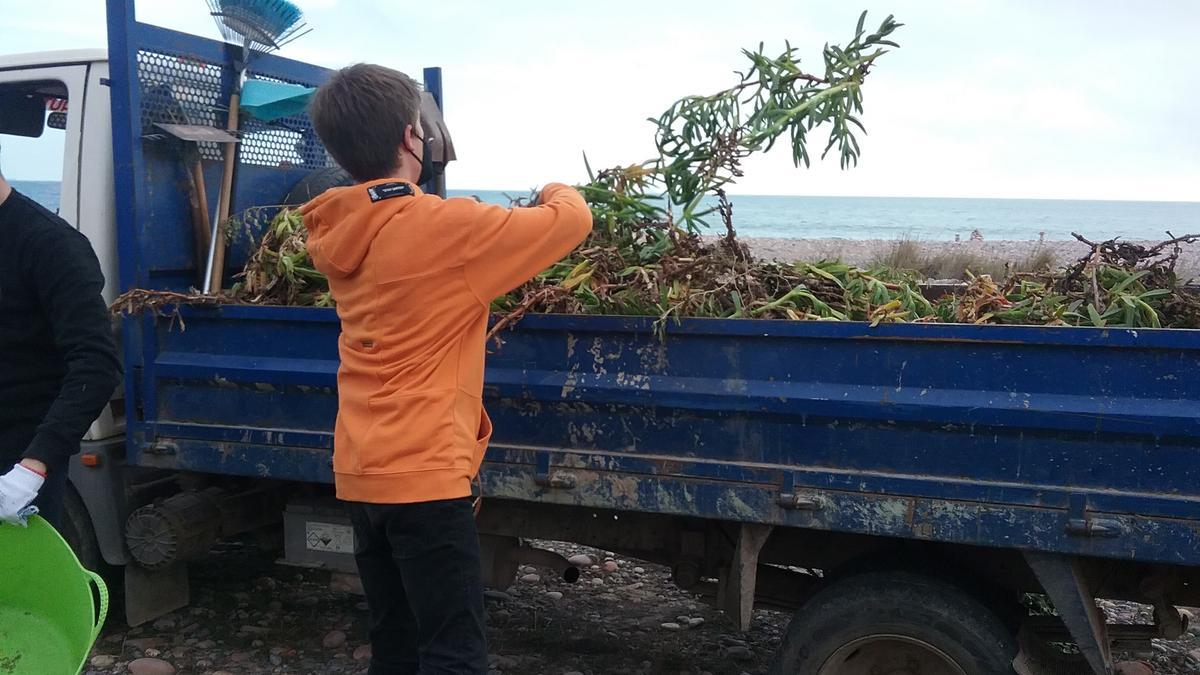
[2,0,1198,201]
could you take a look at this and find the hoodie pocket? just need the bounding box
[363,388,457,473]
[472,409,494,474]
[334,336,386,475]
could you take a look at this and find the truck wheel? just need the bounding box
[61,484,104,573]
[770,571,1017,675]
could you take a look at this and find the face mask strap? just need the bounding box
[406,128,436,186]
[406,130,424,168]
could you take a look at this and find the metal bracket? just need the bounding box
[1065,494,1122,538]
[719,523,773,631]
[147,441,178,456]
[777,474,824,510]
[1149,579,1186,640]
[533,453,576,490]
[777,492,824,510]
[1024,552,1113,675]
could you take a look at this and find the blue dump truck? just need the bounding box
[0,1,1196,673]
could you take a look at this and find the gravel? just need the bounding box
[84,539,1198,674]
[321,630,347,649]
[1100,600,1200,672]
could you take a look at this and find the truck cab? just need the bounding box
[0,50,118,308]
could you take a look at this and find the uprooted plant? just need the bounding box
[493,12,906,334]
[232,207,332,307]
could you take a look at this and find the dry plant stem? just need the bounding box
[109,289,225,317]
[486,287,561,344]
[109,289,228,331]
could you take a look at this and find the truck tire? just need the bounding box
[283,167,354,206]
[61,483,104,573]
[770,571,1017,675]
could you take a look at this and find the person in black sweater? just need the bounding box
[0,167,121,528]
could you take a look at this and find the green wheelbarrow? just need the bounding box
[0,516,108,674]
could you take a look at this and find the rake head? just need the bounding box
[206,0,308,52]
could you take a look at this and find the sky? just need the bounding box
[1,0,1198,201]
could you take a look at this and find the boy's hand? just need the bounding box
[0,463,45,526]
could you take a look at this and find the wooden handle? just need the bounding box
[188,158,211,286]
[209,91,240,293]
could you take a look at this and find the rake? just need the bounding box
[202,0,309,293]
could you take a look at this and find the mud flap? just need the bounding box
[124,562,188,627]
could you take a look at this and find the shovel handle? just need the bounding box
[209,91,241,293]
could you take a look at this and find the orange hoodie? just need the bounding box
[301,180,593,504]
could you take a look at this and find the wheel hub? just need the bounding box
[817,634,968,675]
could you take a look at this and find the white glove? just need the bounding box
[0,464,45,527]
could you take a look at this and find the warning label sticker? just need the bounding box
[305,521,355,554]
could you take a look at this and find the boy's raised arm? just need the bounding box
[462,183,593,303]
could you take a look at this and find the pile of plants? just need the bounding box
[112,12,1200,332]
[944,233,1200,328]
[198,197,1198,336]
[233,207,332,307]
[487,188,940,336]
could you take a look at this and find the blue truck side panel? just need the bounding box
[108,1,1200,571]
[129,306,1200,566]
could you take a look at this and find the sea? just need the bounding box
[14,180,1200,242]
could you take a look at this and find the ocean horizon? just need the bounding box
[13,180,1200,242]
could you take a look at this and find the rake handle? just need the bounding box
[209,90,241,293]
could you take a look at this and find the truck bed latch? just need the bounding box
[533,452,576,490]
[777,474,824,510]
[1065,494,1122,538]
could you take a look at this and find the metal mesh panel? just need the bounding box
[136,50,334,168]
[137,50,225,160]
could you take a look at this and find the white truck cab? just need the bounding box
[0,50,122,442]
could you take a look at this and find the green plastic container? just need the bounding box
[0,516,108,675]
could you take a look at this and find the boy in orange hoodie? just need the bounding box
[304,64,593,674]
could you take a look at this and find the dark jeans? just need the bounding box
[346,497,488,675]
[1,453,68,529]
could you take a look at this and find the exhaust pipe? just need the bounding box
[516,543,581,584]
[479,535,581,588]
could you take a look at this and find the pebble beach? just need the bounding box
[741,237,1200,279]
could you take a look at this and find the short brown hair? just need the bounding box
[309,64,421,182]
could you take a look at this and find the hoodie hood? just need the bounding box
[300,179,422,278]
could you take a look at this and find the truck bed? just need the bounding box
[129,305,1200,567]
